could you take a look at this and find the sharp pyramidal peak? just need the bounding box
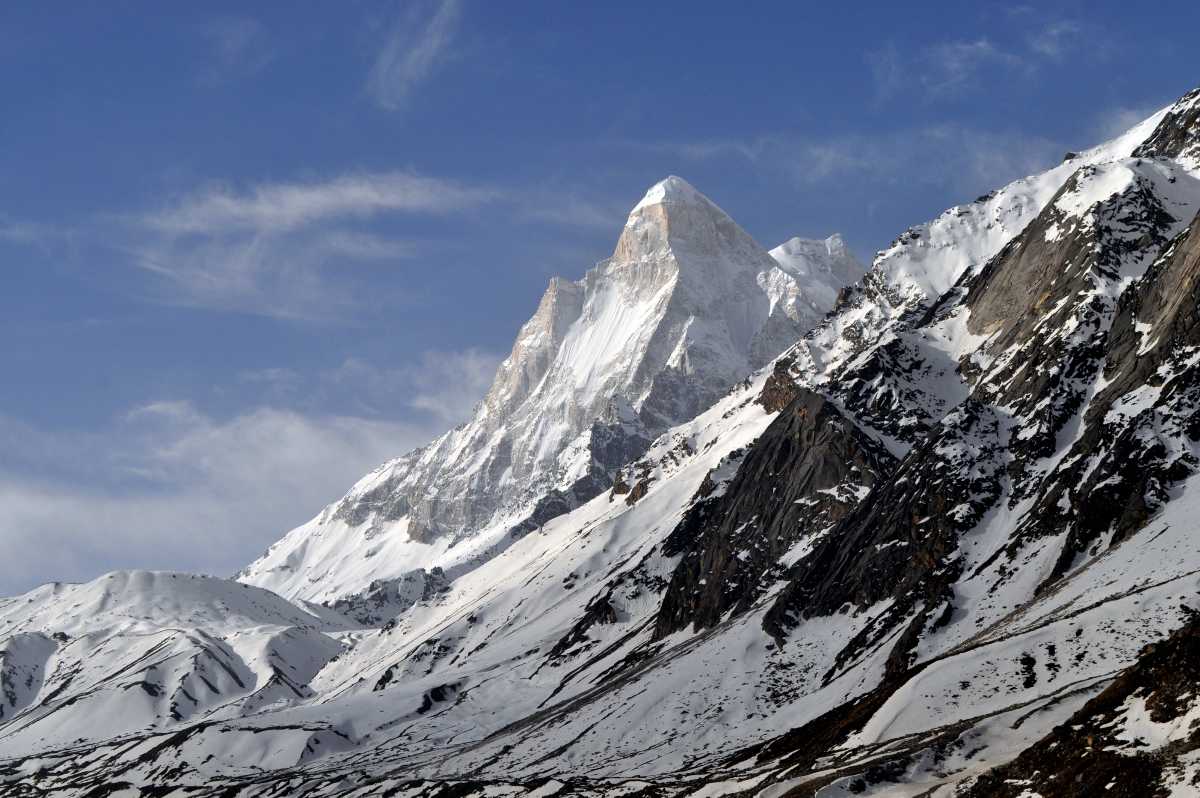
[237,172,860,611]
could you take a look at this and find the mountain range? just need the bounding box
[3,85,1200,797]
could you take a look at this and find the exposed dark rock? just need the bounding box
[997,209,1200,587]
[758,355,801,413]
[963,160,1184,529]
[654,388,895,638]
[547,595,621,662]
[544,548,669,670]
[330,568,450,627]
[609,439,693,510]
[823,331,945,446]
[417,682,461,715]
[967,162,1176,341]
[1134,87,1200,164]
[764,397,1003,675]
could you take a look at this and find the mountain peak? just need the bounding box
[617,175,750,264]
[1133,86,1200,168]
[631,175,716,214]
[769,233,864,285]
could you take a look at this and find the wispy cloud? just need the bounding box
[240,349,502,426]
[868,18,1098,103]
[144,171,499,235]
[383,349,500,425]
[123,171,500,319]
[198,17,275,86]
[869,37,1032,103]
[519,194,628,230]
[1094,104,1162,140]
[0,216,45,244]
[636,123,1063,201]
[0,213,69,248]
[10,163,617,322]
[658,136,869,184]
[128,232,373,320]
[919,38,1028,98]
[866,44,904,102]
[366,0,463,112]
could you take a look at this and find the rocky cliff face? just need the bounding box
[239,176,862,608]
[653,387,895,639]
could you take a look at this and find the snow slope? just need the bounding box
[0,572,347,760]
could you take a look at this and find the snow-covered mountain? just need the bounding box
[239,175,862,609]
[767,233,862,324]
[0,572,347,738]
[5,86,1200,797]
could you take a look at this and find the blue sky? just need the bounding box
[1,1,1197,593]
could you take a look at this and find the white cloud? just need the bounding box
[366,0,463,112]
[0,341,506,595]
[321,230,419,260]
[0,403,439,595]
[16,162,606,321]
[918,125,1060,190]
[395,348,501,425]
[824,126,1059,195]
[129,232,360,320]
[0,213,70,249]
[0,216,42,244]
